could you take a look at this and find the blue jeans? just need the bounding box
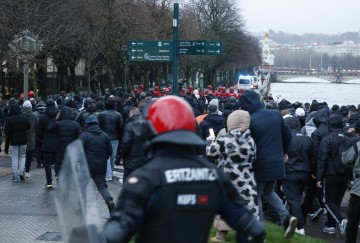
[10,145,27,177]
[256,180,289,224]
[106,140,119,180]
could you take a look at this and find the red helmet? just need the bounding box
[230,87,234,91]
[207,85,212,89]
[133,89,138,93]
[168,87,172,91]
[188,86,193,90]
[139,84,144,89]
[28,91,35,97]
[145,96,204,146]
[19,93,24,99]
[222,86,226,91]
[154,86,159,91]
[164,88,170,92]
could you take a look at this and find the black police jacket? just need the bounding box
[104,149,252,243]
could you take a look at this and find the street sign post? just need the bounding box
[205,41,223,55]
[178,41,206,55]
[128,40,173,62]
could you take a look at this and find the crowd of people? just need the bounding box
[2,84,360,242]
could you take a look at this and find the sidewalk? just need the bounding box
[0,152,359,242]
[0,154,123,243]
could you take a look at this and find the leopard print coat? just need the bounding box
[206,129,259,218]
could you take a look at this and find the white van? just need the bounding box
[238,76,254,91]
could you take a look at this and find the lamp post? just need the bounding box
[9,30,43,100]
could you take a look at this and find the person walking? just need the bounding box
[103,96,265,243]
[4,103,30,182]
[36,100,59,188]
[49,106,82,180]
[21,100,38,178]
[119,107,146,183]
[317,114,349,236]
[283,116,313,235]
[206,109,259,242]
[341,120,360,243]
[98,97,124,182]
[79,115,115,212]
[237,90,297,239]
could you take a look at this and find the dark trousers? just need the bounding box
[282,172,310,229]
[123,168,134,184]
[35,142,43,166]
[43,151,56,184]
[346,194,360,243]
[301,176,325,217]
[81,172,113,205]
[323,174,348,227]
[25,149,35,173]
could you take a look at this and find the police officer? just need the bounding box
[103,96,265,243]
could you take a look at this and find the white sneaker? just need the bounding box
[323,226,336,234]
[25,172,31,178]
[295,228,305,235]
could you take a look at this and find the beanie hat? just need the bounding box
[295,107,305,117]
[23,100,32,109]
[227,110,250,132]
[281,109,290,117]
[85,115,98,125]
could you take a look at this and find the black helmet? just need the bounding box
[84,97,94,108]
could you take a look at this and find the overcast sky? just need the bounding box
[238,0,360,35]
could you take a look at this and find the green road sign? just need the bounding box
[178,41,205,55]
[128,40,173,62]
[205,41,223,55]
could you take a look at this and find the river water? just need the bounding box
[269,77,360,107]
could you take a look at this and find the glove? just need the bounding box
[236,211,265,243]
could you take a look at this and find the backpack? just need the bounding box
[333,134,351,176]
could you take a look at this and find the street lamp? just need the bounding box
[9,29,43,100]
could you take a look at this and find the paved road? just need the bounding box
[0,153,359,242]
[0,154,123,243]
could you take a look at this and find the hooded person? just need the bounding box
[36,100,59,187]
[48,106,82,178]
[199,104,225,140]
[237,91,296,239]
[4,102,31,181]
[79,115,115,212]
[282,116,313,234]
[103,96,265,243]
[21,100,38,178]
[208,98,223,115]
[206,110,259,241]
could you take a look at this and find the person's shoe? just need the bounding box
[25,172,31,178]
[36,164,42,168]
[107,200,116,211]
[19,175,25,182]
[210,231,228,242]
[311,207,325,221]
[322,226,336,234]
[295,228,305,235]
[4,150,8,154]
[45,183,53,189]
[340,219,347,236]
[105,177,113,182]
[283,216,297,239]
[11,176,18,182]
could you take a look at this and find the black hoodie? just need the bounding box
[80,123,112,173]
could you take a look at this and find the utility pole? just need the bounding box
[172,2,179,95]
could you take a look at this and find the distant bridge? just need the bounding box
[271,68,360,82]
[273,72,359,83]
